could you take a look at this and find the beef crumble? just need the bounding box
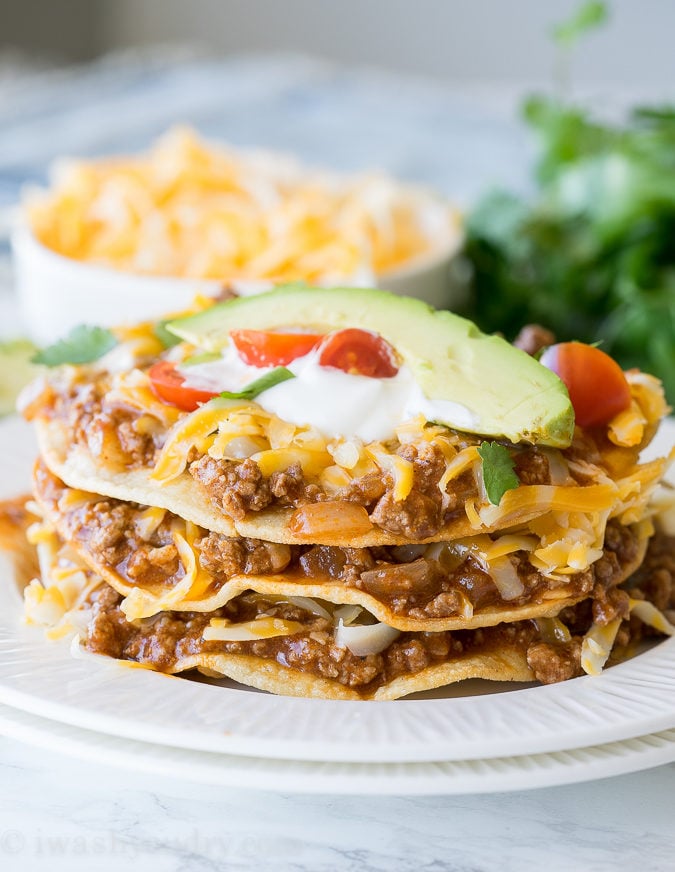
[35,463,641,624]
[526,639,583,684]
[83,533,672,694]
[84,583,524,692]
[34,366,635,540]
[33,377,162,469]
[189,442,537,538]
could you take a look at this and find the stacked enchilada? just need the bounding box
[15,287,675,698]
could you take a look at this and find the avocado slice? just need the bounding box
[167,286,574,447]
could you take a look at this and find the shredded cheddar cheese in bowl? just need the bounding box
[24,127,461,286]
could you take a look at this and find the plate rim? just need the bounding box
[1,415,674,764]
[2,700,675,796]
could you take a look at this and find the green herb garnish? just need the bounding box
[32,325,118,367]
[154,319,182,349]
[219,367,295,400]
[465,1,675,405]
[182,352,221,367]
[477,442,520,506]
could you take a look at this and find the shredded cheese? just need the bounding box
[27,126,460,284]
[151,397,253,482]
[120,520,216,620]
[203,617,304,642]
[581,618,622,675]
[629,599,675,636]
[366,447,414,502]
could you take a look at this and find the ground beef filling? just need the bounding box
[37,379,161,468]
[188,443,550,539]
[189,443,556,538]
[36,374,614,539]
[35,465,638,621]
[624,531,675,612]
[35,463,641,623]
[84,584,538,691]
[83,533,674,692]
[188,444,478,539]
[527,534,675,683]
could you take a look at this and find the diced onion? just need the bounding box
[289,501,373,539]
[333,604,362,626]
[334,619,400,656]
[542,449,571,486]
[534,617,572,645]
[218,435,268,459]
[24,580,67,626]
[330,440,361,470]
[489,556,525,601]
[286,596,332,621]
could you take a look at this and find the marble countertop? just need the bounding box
[2,736,675,871]
[1,51,675,871]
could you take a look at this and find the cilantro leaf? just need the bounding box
[182,352,221,367]
[219,367,295,400]
[477,442,520,506]
[154,320,182,349]
[32,325,118,367]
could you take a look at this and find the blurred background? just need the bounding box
[5,0,673,210]
[1,0,674,400]
[4,0,674,94]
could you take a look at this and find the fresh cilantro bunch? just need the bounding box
[464,2,675,403]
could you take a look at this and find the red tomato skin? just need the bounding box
[539,342,631,428]
[148,361,218,412]
[230,330,323,367]
[317,329,399,378]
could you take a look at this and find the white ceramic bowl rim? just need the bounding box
[13,218,463,288]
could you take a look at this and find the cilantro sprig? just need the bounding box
[477,441,520,506]
[465,1,675,406]
[219,367,295,401]
[32,325,118,367]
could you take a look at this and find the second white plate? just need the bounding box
[2,700,675,795]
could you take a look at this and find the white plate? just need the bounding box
[0,416,674,764]
[2,700,675,795]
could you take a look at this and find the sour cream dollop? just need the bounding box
[179,345,477,441]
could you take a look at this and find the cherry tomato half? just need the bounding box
[539,342,631,428]
[317,328,399,378]
[230,329,323,367]
[148,361,218,412]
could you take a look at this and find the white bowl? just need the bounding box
[12,224,465,345]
